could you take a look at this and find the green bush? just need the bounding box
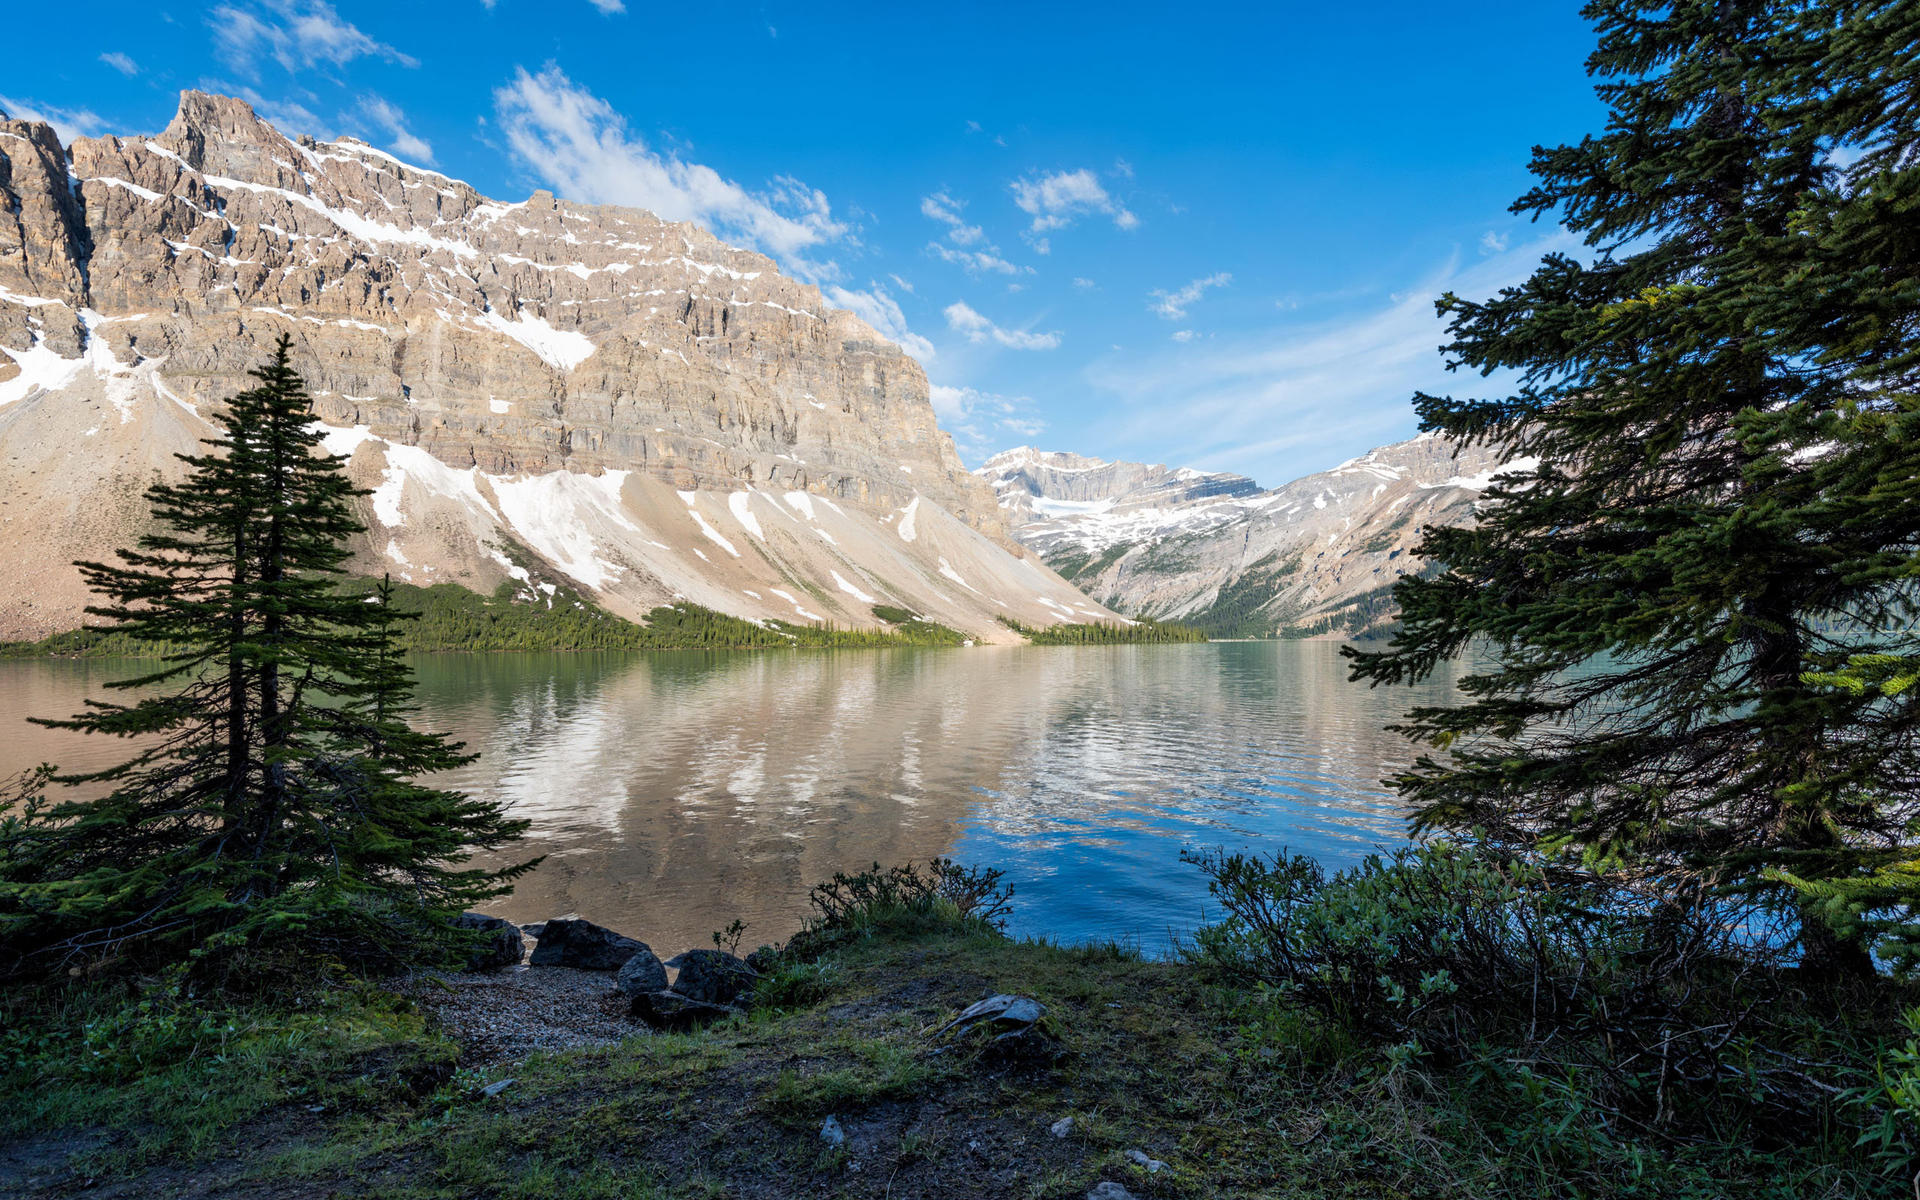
[1183,842,1901,1144]
[786,859,1013,958]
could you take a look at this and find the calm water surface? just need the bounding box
[0,643,1461,955]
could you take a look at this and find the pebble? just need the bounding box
[820,1116,846,1147]
[399,965,642,1065]
[1050,1116,1074,1138]
[1088,1184,1139,1200]
[1125,1149,1168,1173]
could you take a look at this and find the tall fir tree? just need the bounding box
[1346,0,1920,978]
[0,336,532,984]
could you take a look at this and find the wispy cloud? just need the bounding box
[1009,168,1137,239]
[1478,230,1510,254]
[210,0,418,78]
[944,301,1061,350]
[921,189,1030,276]
[930,384,1046,461]
[493,64,851,274]
[357,95,433,165]
[1149,271,1230,320]
[0,94,107,143]
[920,190,983,244]
[825,284,934,361]
[1086,232,1580,483]
[586,0,626,12]
[99,52,139,77]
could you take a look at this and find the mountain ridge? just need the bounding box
[0,91,1115,641]
[978,434,1511,637]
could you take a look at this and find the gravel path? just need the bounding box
[403,964,649,1065]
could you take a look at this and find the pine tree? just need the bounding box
[0,337,532,984]
[1345,0,1920,979]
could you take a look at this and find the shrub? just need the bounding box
[1182,841,1892,1137]
[787,859,1013,958]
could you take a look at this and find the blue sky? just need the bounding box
[2,1,1603,486]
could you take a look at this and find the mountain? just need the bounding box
[0,92,1114,642]
[978,435,1511,637]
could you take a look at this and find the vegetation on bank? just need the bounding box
[0,586,979,657]
[997,615,1208,645]
[1,855,1912,1199]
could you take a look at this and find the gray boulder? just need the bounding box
[452,913,525,971]
[630,989,736,1030]
[672,949,758,1006]
[613,945,670,996]
[527,918,648,971]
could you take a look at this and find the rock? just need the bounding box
[934,993,1047,1041]
[672,949,757,1006]
[1125,1149,1168,1173]
[819,1115,846,1147]
[520,922,547,939]
[480,1078,515,1098]
[744,944,783,973]
[452,913,525,971]
[630,989,736,1030]
[527,918,648,971]
[1088,1184,1139,1200]
[1049,1116,1074,1138]
[613,946,670,996]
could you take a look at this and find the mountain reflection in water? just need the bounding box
[0,642,1462,955]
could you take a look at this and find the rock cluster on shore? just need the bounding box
[458,912,760,1035]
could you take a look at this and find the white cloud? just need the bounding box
[1072,277,1097,289]
[0,95,106,143]
[929,383,1046,460]
[230,86,323,135]
[1479,230,1510,255]
[211,0,418,77]
[825,284,935,361]
[920,190,983,244]
[357,95,433,165]
[493,64,851,276]
[99,52,139,77]
[888,273,915,294]
[1150,272,1231,320]
[928,242,1027,276]
[943,301,1061,350]
[1010,167,1137,235]
[587,0,626,11]
[1171,329,1196,343]
[1086,232,1582,484]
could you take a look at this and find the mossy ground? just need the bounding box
[0,929,1888,1199]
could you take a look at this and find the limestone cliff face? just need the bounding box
[0,92,1107,640]
[979,436,1511,636]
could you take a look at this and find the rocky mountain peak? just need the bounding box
[0,92,1113,640]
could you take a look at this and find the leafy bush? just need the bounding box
[1182,842,1895,1138]
[787,859,1013,958]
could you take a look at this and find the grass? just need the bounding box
[0,910,1895,1199]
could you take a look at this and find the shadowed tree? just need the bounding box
[0,336,532,984]
[1346,0,1920,980]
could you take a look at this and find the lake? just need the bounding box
[0,642,1463,957]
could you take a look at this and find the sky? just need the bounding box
[1,1,1606,487]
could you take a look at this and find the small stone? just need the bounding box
[1088,1184,1139,1200]
[1125,1149,1168,1173]
[480,1078,515,1097]
[1050,1116,1074,1138]
[820,1115,845,1147]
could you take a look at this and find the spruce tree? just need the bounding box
[1345,0,1920,978]
[0,337,532,984]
